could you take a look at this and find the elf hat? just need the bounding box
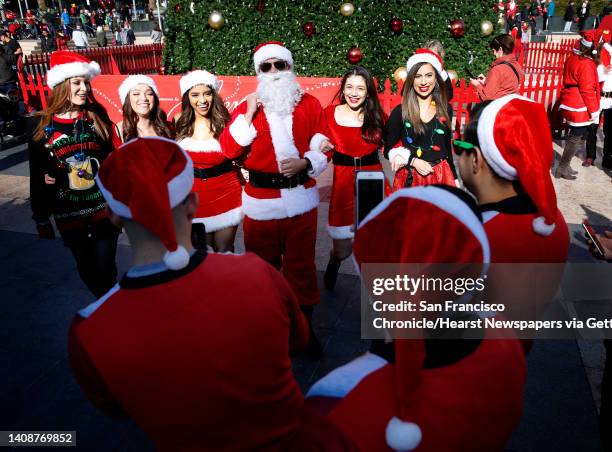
[406,48,444,77]
[353,185,490,452]
[253,41,294,73]
[476,94,557,236]
[179,70,220,96]
[96,137,194,270]
[46,51,101,89]
[118,74,159,104]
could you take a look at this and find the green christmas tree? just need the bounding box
[164,0,499,88]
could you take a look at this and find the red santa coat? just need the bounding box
[219,93,330,220]
[177,137,243,232]
[324,104,386,239]
[559,53,600,126]
[69,252,355,451]
[307,328,526,452]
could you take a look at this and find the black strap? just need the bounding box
[332,150,380,167]
[499,61,521,83]
[193,161,234,180]
[248,169,310,189]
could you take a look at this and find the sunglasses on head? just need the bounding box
[452,139,476,156]
[259,61,289,73]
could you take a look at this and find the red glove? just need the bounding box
[36,222,56,240]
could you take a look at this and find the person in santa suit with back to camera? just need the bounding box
[220,41,334,357]
[592,30,612,169]
[68,137,357,452]
[305,185,527,452]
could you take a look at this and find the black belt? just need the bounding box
[193,161,234,180]
[602,91,612,98]
[248,169,310,189]
[332,150,379,167]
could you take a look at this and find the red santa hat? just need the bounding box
[353,185,490,452]
[601,42,612,67]
[96,137,194,270]
[179,70,220,96]
[46,51,101,89]
[405,48,443,77]
[253,41,294,72]
[580,29,596,49]
[118,74,159,104]
[476,94,557,236]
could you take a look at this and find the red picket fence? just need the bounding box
[21,43,164,79]
[521,39,577,75]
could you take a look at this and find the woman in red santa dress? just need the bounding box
[323,66,387,290]
[113,74,174,146]
[385,49,458,192]
[175,70,243,252]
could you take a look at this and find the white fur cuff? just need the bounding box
[229,114,257,147]
[388,147,411,165]
[309,133,328,154]
[304,150,328,178]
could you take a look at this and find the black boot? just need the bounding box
[323,256,341,291]
[301,305,323,359]
[555,135,581,180]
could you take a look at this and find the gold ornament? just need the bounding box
[496,12,506,29]
[340,2,355,16]
[393,66,408,83]
[447,69,458,81]
[416,148,423,158]
[481,20,494,36]
[208,11,225,30]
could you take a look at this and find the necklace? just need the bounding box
[402,100,448,158]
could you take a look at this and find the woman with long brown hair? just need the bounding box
[114,75,173,144]
[385,49,457,191]
[29,51,119,298]
[323,65,387,290]
[175,70,242,252]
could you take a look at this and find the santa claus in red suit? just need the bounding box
[556,30,600,179]
[70,137,356,451]
[220,41,333,353]
[305,185,527,452]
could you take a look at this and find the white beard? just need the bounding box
[256,71,303,117]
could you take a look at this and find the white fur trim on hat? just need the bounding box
[164,245,190,270]
[385,416,423,451]
[254,43,294,72]
[476,94,530,180]
[118,75,159,104]
[581,37,593,48]
[180,70,220,96]
[406,53,442,76]
[46,61,101,89]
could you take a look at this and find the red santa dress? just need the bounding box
[177,137,243,232]
[69,252,356,451]
[220,92,330,306]
[325,104,387,240]
[559,52,600,127]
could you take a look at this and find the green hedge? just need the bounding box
[163,1,499,87]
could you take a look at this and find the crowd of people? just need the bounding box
[21,10,612,450]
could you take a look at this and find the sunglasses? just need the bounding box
[452,139,476,156]
[259,61,289,73]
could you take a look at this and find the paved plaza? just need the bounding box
[0,134,610,450]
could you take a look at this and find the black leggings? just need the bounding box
[64,223,119,298]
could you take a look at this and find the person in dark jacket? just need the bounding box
[40,28,56,53]
[564,1,576,31]
[578,0,591,31]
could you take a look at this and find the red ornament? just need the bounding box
[389,18,403,33]
[302,22,315,38]
[431,145,441,152]
[174,3,181,13]
[158,65,166,75]
[347,47,363,64]
[255,0,265,13]
[439,116,447,123]
[449,19,466,38]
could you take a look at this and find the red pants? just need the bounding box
[243,208,319,306]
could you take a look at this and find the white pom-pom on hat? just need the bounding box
[163,245,190,270]
[385,416,423,451]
